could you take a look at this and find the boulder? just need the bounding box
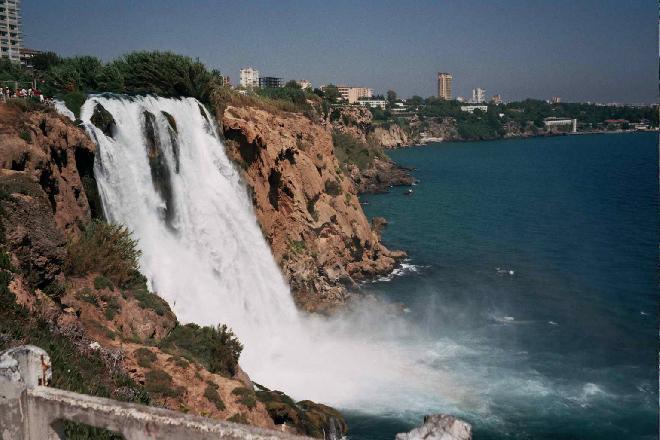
[396,414,472,440]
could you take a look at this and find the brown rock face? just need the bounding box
[221,105,405,312]
[0,104,97,233]
[0,171,67,289]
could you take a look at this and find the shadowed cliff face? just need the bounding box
[220,105,405,312]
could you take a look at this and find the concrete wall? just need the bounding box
[0,345,308,440]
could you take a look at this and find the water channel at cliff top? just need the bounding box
[345,132,658,440]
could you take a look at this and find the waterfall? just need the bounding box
[80,95,450,414]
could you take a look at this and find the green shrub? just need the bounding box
[168,356,189,369]
[232,387,257,409]
[144,369,181,398]
[19,130,31,143]
[43,282,66,300]
[158,323,243,377]
[135,348,157,368]
[332,130,384,170]
[102,295,121,321]
[0,250,11,271]
[204,382,225,411]
[324,179,341,196]
[130,288,170,317]
[288,240,306,255]
[66,221,141,288]
[77,287,98,306]
[94,275,114,291]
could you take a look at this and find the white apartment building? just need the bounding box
[357,98,387,109]
[543,117,577,132]
[338,86,373,103]
[0,0,22,62]
[460,104,488,114]
[239,67,259,88]
[472,87,486,103]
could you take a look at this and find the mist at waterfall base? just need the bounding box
[79,96,656,439]
[349,133,657,439]
[79,95,453,416]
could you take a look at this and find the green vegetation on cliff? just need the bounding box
[332,130,385,170]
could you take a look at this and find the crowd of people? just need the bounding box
[1,86,46,102]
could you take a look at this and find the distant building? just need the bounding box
[239,67,259,88]
[437,72,452,100]
[460,104,488,114]
[471,87,486,103]
[491,94,503,105]
[258,76,283,88]
[321,85,373,103]
[543,117,577,132]
[19,47,41,69]
[295,79,312,90]
[0,0,22,62]
[550,96,561,104]
[357,98,387,109]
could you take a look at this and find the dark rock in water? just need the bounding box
[161,111,180,173]
[198,103,209,121]
[395,414,472,440]
[74,147,104,220]
[142,111,175,225]
[254,385,348,439]
[90,103,116,138]
[161,111,178,134]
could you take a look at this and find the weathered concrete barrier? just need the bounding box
[0,345,309,440]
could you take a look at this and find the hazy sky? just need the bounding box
[23,0,658,103]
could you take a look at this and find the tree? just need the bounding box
[323,84,340,103]
[408,95,424,106]
[386,90,397,106]
[285,80,301,89]
[30,51,62,72]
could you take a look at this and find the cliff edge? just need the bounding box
[220,104,405,312]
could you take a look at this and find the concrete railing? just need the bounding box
[0,345,309,440]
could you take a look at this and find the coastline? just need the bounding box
[403,128,657,149]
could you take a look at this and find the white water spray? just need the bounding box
[80,95,470,416]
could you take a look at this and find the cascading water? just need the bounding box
[79,95,451,413]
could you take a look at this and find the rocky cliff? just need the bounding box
[220,104,405,312]
[0,102,346,437]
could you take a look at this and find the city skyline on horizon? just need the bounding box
[20,0,659,104]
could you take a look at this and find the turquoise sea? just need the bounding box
[346,133,658,439]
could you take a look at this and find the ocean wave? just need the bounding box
[373,260,428,282]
